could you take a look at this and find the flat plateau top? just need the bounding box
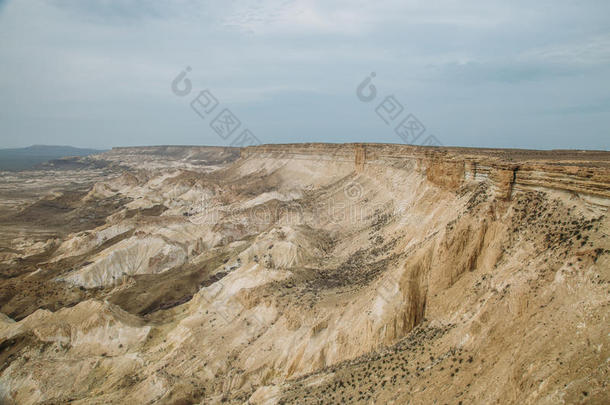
[243,143,610,168]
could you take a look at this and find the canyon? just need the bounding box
[0,143,608,404]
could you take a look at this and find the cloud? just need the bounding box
[523,35,610,66]
[0,0,609,149]
[221,0,372,36]
[47,0,189,22]
[424,34,610,84]
[548,97,610,115]
[429,60,579,84]
[219,0,517,36]
[48,0,163,22]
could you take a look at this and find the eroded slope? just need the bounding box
[0,144,608,404]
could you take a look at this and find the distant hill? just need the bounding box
[0,145,105,171]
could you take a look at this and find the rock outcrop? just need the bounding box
[0,143,608,404]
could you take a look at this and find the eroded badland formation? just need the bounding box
[0,144,608,404]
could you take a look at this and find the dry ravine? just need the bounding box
[0,144,608,404]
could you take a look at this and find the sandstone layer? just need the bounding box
[0,144,608,404]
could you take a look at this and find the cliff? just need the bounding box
[242,143,610,201]
[0,143,608,404]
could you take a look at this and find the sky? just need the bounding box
[0,0,609,150]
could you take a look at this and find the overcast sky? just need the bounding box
[0,0,609,150]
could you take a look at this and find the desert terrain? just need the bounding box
[0,143,608,404]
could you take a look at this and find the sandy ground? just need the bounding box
[0,144,608,404]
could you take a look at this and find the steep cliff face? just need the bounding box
[0,144,608,404]
[243,143,610,201]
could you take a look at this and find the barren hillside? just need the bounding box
[0,144,608,404]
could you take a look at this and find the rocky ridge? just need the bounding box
[0,144,608,404]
